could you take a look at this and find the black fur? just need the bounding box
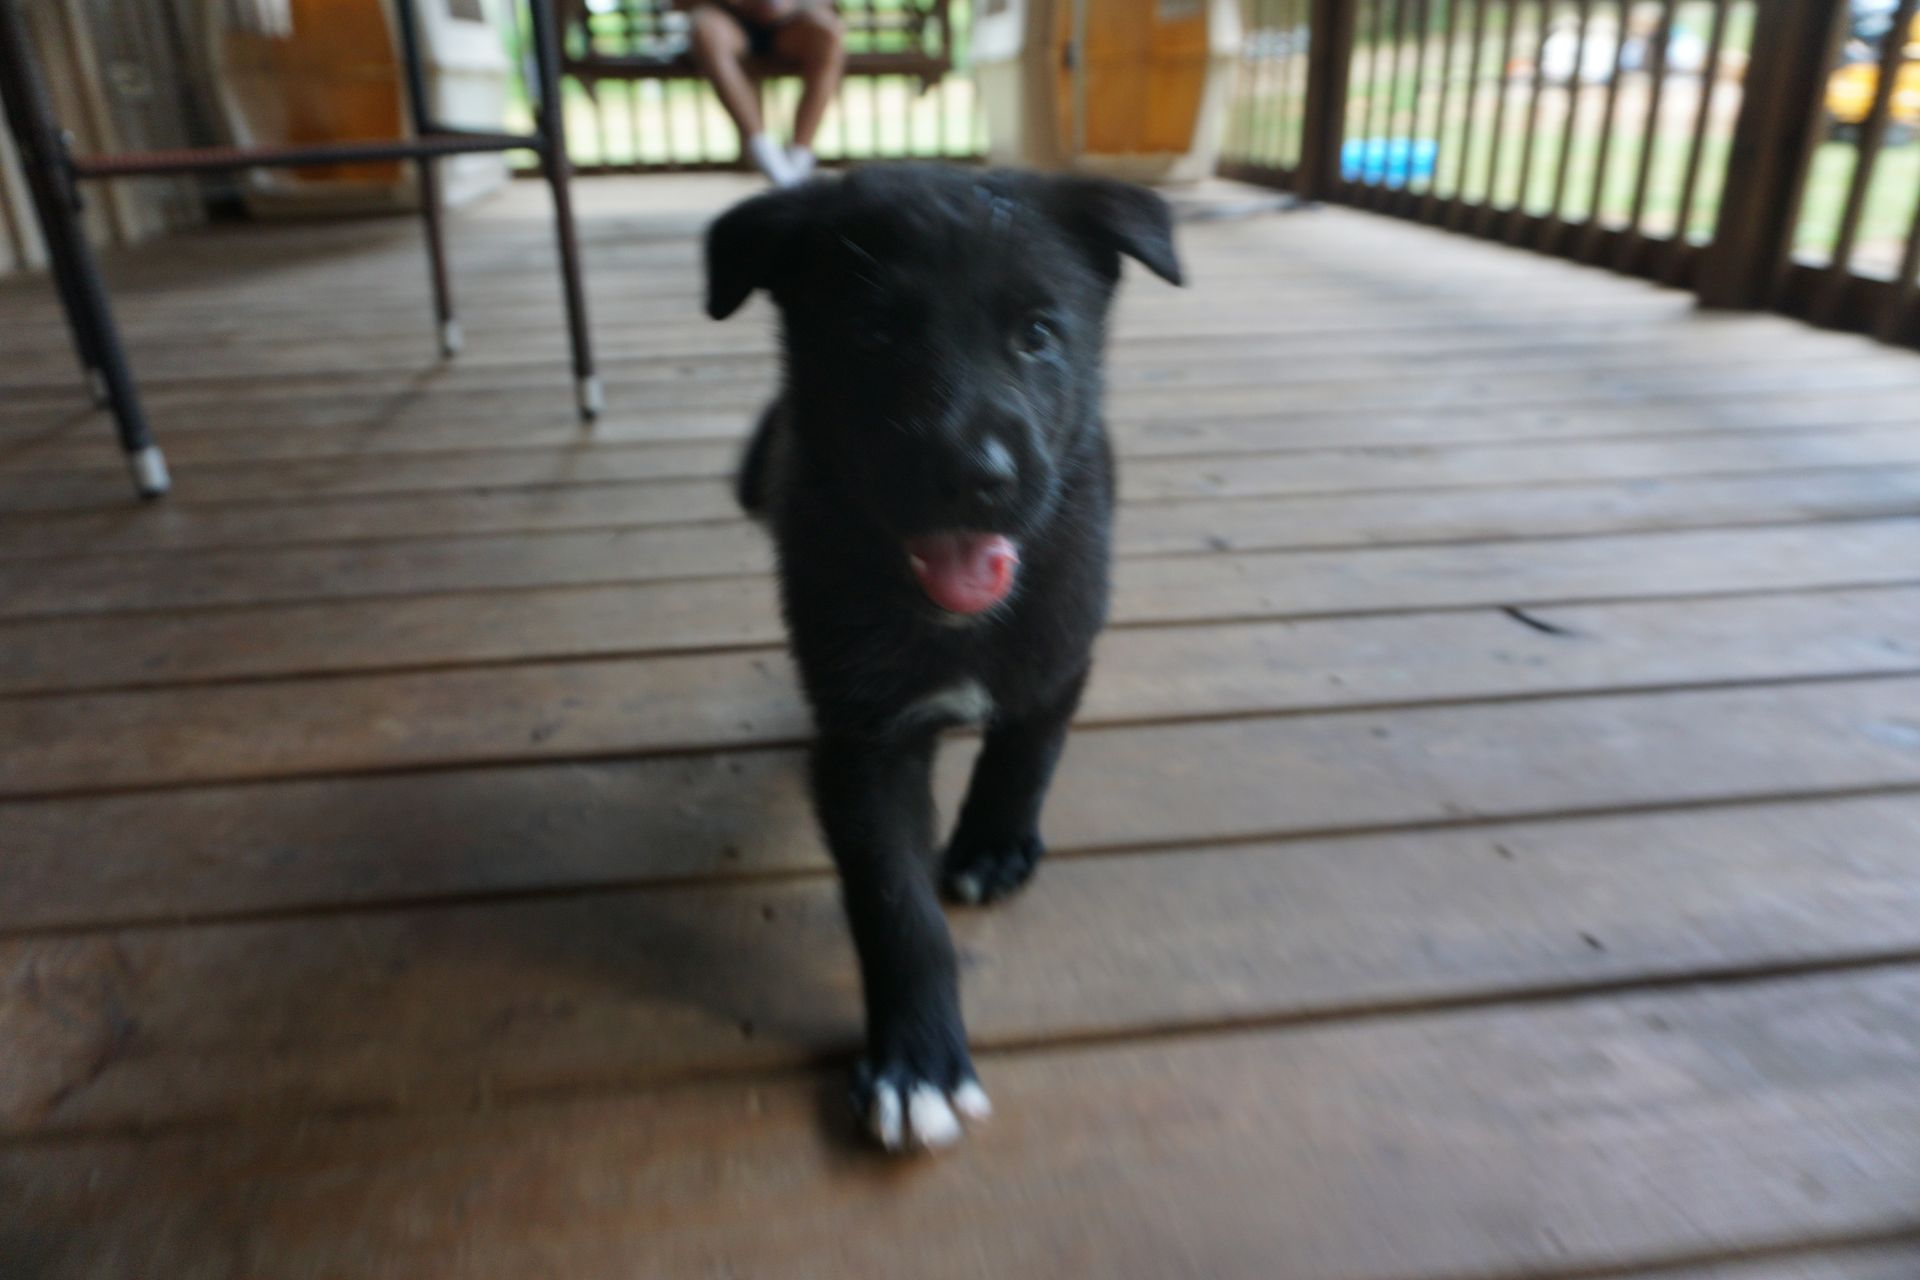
[705,163,1181,1147]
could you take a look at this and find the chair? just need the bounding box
[0,0,601,499]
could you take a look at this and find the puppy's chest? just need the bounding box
[892,679,996,731]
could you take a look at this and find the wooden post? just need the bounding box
[1295,0,1358,201]
[1693,0,1845,310]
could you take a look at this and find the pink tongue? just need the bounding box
[906,533,1020,614]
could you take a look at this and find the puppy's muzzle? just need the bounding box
[943,437,1019,508]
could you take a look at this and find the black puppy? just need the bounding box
[705,163,1181,1152]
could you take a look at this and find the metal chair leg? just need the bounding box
[0,0,166,497]
[392,0,460,358]
[527,0,600,419]
[33,173,111,403]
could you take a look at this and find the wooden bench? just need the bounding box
[555,0,954,93]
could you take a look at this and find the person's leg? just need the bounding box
[690,4,790,182]
[772,5,844,172]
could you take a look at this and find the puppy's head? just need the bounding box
[706,164,1182,615]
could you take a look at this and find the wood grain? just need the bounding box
[5,586,1918,795]
[7,181,1920,1277]
[6,675,1920,928]
[4,461,1915,576]
[6,969,1920,1279]
[2,519,1914,695]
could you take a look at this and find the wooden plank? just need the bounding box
[10,329,1909,427]
[1121,425,1920,502]
[7,429,1912,564]
[6,585,1920,796]
[6,334,1918,466]
[8,786,1920,1140]
[8,368,1917,475]
[1,520,1913,695]
[0,274,1694,362]
[3,308,1889,435]
[6,968,1920,1278]
[1648,1244,1920,1279]
[9,411,1920,514]
[8,465,1919,616]
[6,675,1920,930]
[0,286,1709,359]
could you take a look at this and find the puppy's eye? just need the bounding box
[1013,314,1056,358]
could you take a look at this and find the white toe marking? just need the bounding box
[870,1085,904,1152]
[907,1084,962,1149]
[952,1079,993,1121]
[952,873,984,905]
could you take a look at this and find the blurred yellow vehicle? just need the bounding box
[1826,7,1920,144]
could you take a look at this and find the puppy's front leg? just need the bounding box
[941,669,1088,905]
[811,730,991,1153]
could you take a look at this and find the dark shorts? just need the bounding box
[742,17,780,56]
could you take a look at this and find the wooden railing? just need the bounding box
[1220,0,1920,349]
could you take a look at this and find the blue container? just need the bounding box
[1340,138,1439,186]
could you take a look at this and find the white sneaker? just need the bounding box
[787,145,817,182]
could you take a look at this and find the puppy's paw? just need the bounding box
[851,1036,991,1155]
[941,831,1045,906]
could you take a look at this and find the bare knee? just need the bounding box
[783,8,845,69]
[689,5,746,63]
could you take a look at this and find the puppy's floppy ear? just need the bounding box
[1047,175,1184,286]
[704,185,813,320]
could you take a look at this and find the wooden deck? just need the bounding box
[5,175,1920,1279]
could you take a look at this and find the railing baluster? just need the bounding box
[1665,0,1732,279]
[1360,0,1396,190]
[1447,0,1490,219]
[1508,0,1554,237]
[1617,0,1678,266]
[1378,0,1415,202]
[1541,0,1592,248]
[894,75,907,158]
[1818,0,1920,320]
[1577,0,1632,258]
[1296,0,1360,199]
[935,72,949,159]
[632,82,650,168]
[863,75,879,158]
[1472,0,1520,229]
[1879,184,1920,343]
[1420,0,1461,214]
[1221,0,1254,162]
[694,81,714,165]
[1284,0,1312,168]
[1403,0,1432,200]
[1259,0,1295,168]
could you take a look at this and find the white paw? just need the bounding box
[865,1078,991,1153]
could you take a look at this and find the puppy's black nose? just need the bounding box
[964,437,1019,502]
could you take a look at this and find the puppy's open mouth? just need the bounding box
[905,532,1020,615]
